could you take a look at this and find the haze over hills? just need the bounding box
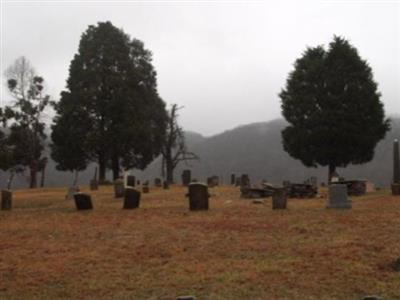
[1,116,399,190]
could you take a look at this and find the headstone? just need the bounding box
[154,178,162,187]
[182,169,191,186]
[66,186,79,200]
[327,184,351,209]
[331,171,340,183]
[187,183,209,211]
[142,186,149,193]
[73,193,93,210]
[272,188,287,209]
[1,190,12,210]
[127,175,136,187]
[240,174,250,187]
[114,178,125,198]
[163,181,169,190]
[392,139,400,195]
[230,174,236,185]
[89,179,98,191]
[207,175,219,187]
[123,187,141,209]
[340,180,367,196]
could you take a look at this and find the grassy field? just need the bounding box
[0,185,399,300]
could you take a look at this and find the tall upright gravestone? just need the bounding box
[187,183,209,211]
[272,188,287,209]
[392,139,400,195]
[1,190,12,210]
[123,187,141,209]
[182,169,191,186]
[327,184,352,209]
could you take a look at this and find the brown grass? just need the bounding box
[0,185,399,300]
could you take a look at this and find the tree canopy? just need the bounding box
[51,21,167,181]
[280,36,390,180]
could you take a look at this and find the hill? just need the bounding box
[1,117,399,189]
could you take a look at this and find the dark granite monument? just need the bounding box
[73,193,93,210]
[187,182,209,211]
[123,187,141,209]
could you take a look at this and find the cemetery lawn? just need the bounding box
[1,186,400,300]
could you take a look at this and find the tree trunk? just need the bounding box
[40,164,46,188]
[7,172,15,190]
[166,159,174,184]
[29,161,38,188]
[328,164,336,183]
[112,155,120,180]
[98,155,106,182]
[73,170,79,187]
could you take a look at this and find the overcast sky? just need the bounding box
[1,0,399,136]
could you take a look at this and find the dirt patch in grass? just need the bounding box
[0,185,399,299]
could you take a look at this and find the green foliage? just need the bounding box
[280,36,390,176]
[1,56,50,188]
[51,21,167,179]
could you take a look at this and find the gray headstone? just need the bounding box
[327,184,351,209]
[187,183,209,211]
[114,179,125,198]
[123,187,141,209]
[272,188,287,209]
[73,193,93,210]
[1,189,12,210]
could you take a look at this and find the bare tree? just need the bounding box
[160,104,199,184]
[3,56,50,188]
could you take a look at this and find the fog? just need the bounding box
[1,0,399,136]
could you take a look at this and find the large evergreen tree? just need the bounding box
[280,36,390,181]
[51,21,167,181]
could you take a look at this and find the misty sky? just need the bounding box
[1,0,399,136]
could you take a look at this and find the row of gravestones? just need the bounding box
[73,182,211,211]
[2,138,399,211]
